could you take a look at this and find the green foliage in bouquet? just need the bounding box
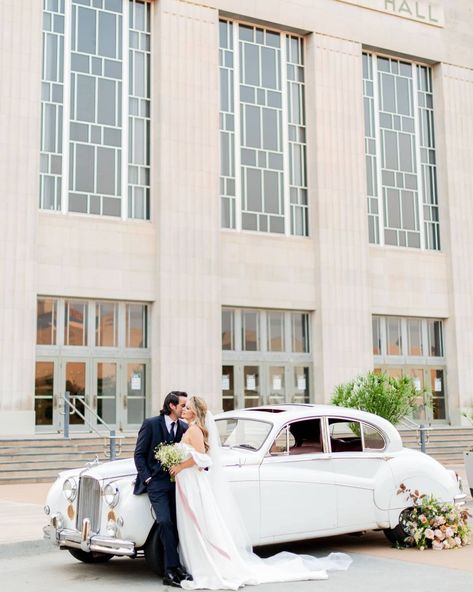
[396,483,471,550]
[154,442,185,482]
[331,371,419,426]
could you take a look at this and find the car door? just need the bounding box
[327,416,392,530]
[259,418,337,543]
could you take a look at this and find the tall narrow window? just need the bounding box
[95,302,118,347]
[65,300,88,346]
[222,309,234,350]
[267,311,284,352]
[37,298,58,345]
[128,0,151,219]
[40,0,151,219]
[126,303,148,348]
[363,53,440,250]
[219,20,307,236]
[242,310,259,351]
[291,312,309,353]
[40,0,65,211]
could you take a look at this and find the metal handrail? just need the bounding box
[399,415,432,453]
[398,415,419,429]
[60,392,123,460]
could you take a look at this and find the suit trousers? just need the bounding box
[147,479,180,571]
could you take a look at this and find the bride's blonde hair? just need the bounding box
[188,396,209,452]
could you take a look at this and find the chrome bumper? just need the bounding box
[454,492,467,507]
[43,515,135,557]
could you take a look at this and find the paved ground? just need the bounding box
[0,465,472,591]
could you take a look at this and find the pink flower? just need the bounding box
[432,540,443,551]
[434,529,445,541]
[419,515,428,524]
[424,528,435,540]
[445,527,454,538]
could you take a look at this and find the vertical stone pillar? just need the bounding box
[150,0,221,411]
[435,63,473,423]
[307,34,372,401]
[0,0,41,434]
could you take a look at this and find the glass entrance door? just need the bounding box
[63,360,89,429]
[221,363,312,409]
[95,361,118,427]
[35,360,57,432]
[92,360,148,431]
[125,361,148,429]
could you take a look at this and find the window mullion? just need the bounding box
[280,34,291,236]
[371,55,385,247]
[412,64,426,250]
[61,0,73,214]
[233,23,242,232]
[122,0,130,220]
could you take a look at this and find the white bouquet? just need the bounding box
[154,442,185,482]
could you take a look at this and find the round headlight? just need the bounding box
[104,484,119,508]
[63,478,77,502]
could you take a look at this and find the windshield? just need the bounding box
[215,418,273,451]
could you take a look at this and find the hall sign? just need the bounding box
[336,0,444,27]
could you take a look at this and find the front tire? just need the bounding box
[67,548,114,563]
[143,526,165,576]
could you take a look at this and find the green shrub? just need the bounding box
[331,371,419,425]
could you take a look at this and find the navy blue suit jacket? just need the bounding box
[133,414,188,495]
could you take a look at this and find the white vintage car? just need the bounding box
[43,404,465,573]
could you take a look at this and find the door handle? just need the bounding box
[123,394,127,409]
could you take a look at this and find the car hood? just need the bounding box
[60,447,259,482]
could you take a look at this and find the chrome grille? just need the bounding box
[76,476,101,533]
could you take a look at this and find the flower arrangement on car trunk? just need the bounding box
[397,483,471,550]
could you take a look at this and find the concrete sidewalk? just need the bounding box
[0,465,471,571]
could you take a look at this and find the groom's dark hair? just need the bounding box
[160,391,188,415]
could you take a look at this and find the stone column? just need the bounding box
[150,0,221,412]
[307,33,372,401]
[435,63,473,424]
[0,0,41,434]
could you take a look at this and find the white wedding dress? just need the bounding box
[175,422,351,591]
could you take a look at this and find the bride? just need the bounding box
[169,396,351,590]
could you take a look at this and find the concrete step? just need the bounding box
[0,433,138,484]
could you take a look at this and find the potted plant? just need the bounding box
[331,371,419,426]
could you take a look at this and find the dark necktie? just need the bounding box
[170,421,176,441]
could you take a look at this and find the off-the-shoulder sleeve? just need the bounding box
[188,448,212,469]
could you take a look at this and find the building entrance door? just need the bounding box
[221,363,312,410]
[92,360,148,431]
[61,359,90,431]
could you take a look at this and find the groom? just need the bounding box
[134,391,192,587]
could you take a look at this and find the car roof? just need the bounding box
[215,404,403,451]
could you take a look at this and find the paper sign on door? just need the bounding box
[272,375,282,391]
[246,375,256,390]
[297,375,306,391]
[222,374,230,391]
[131,373,141,391]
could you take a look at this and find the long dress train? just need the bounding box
[175,442,351,590]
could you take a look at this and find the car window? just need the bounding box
[216,418,272,451]
[328,418,386,452]
[328,418,363,453]
[270,418,324,456]
[362,423,386,450]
